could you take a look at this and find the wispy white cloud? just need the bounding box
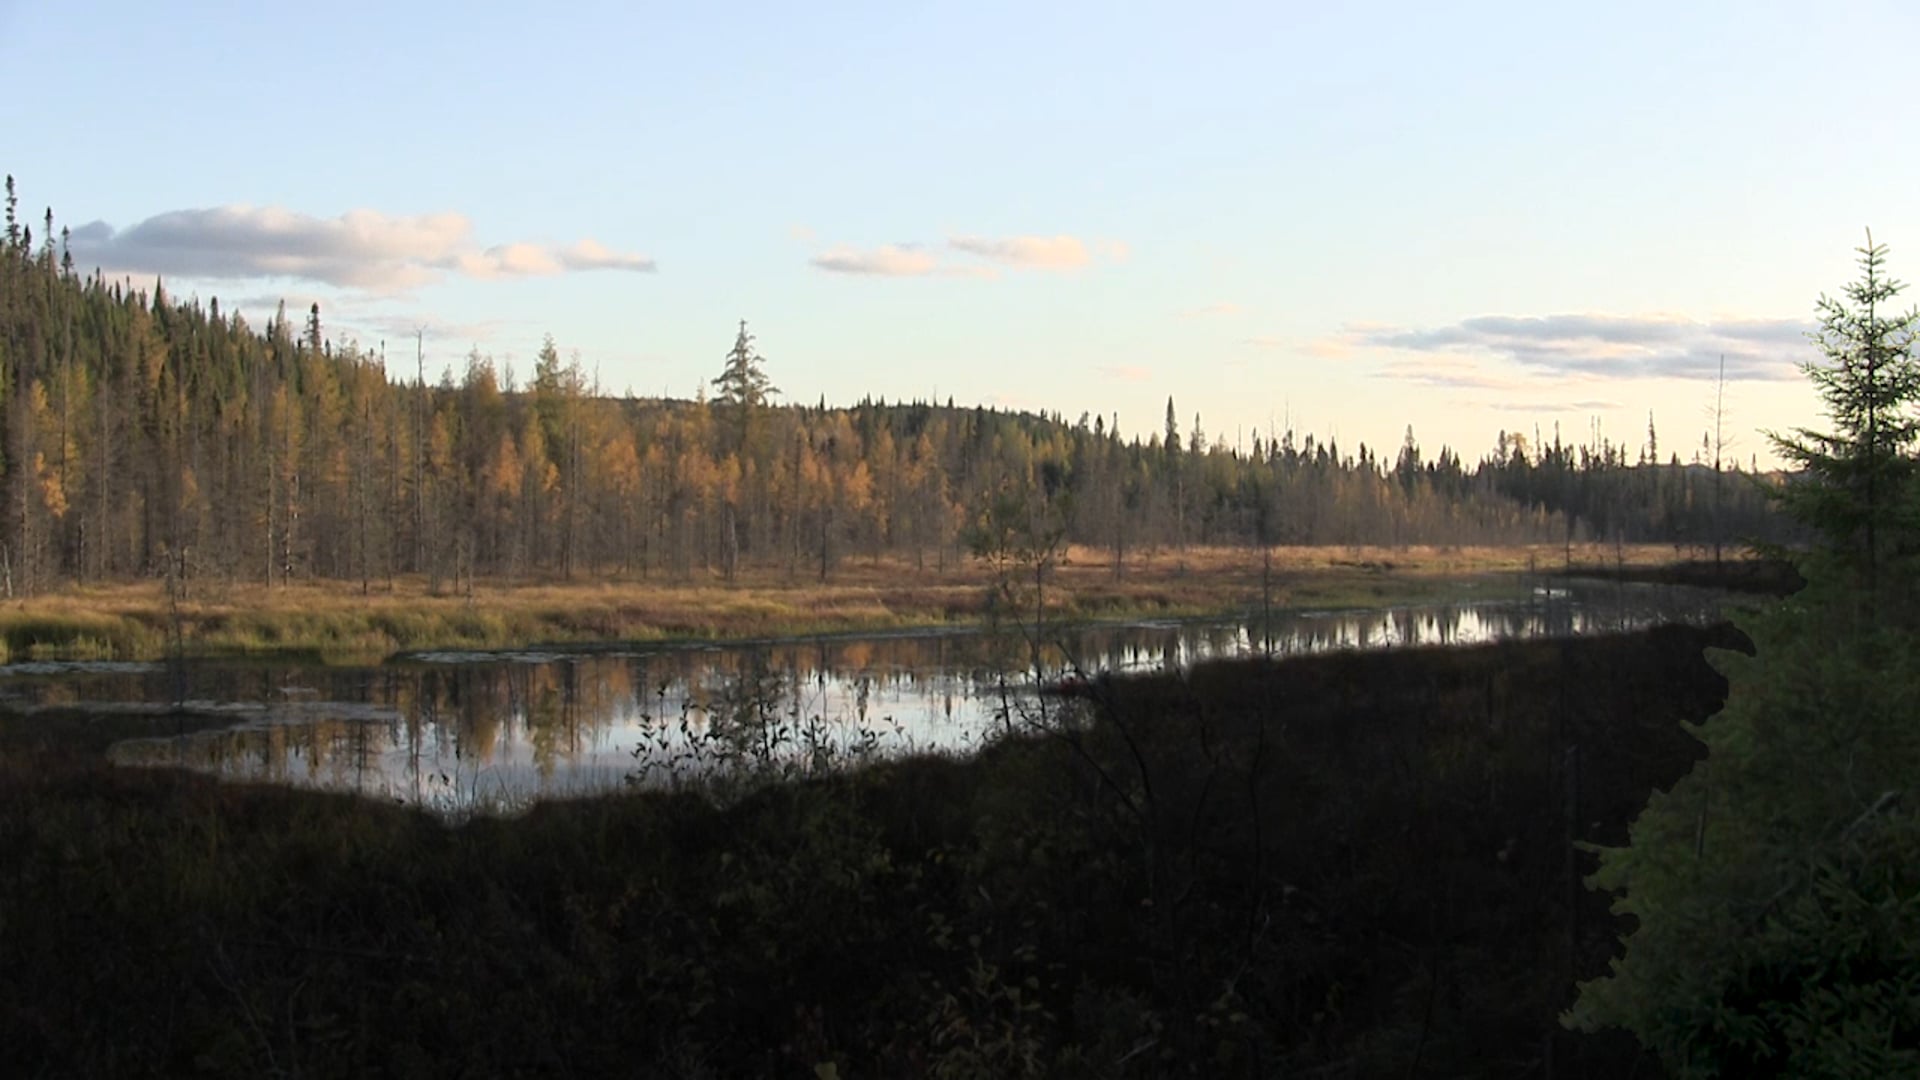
[1360,313,1809,382]
[202,286,527,366]
[809,243,951,277]
[360,311,522,349]
[448,242,564,279]
[66,204,655,292]
[1372,359,1520,392]
[557,238,654,273]
[949,233,1126,270]
[810,231,1125,278]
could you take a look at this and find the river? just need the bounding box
[0,578,1728,816]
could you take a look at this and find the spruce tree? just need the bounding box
[1768,232,1920,599]
[3,176,17,252]
[1571,235,1920,1075]
[712,320,777,449]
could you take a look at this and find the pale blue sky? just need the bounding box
[5,0,1917,465]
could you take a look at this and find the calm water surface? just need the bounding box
[3,579,1725,816]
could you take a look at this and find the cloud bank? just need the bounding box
[1361,313,1809,383]
[67,205,656,292]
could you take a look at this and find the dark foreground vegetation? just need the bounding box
[1,190,1911,1079]
[1,623,1741,1077]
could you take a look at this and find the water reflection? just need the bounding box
[0,580,1723,815]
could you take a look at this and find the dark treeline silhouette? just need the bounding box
[1480,422,1788,555]
[0,179,1792,594]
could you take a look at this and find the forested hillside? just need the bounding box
[0,178,1791,594]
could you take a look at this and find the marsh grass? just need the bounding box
[2,623,1735,1076]
[0,606,165,661]
[0,543,1703,663]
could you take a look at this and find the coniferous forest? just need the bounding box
[0,177,1790,596]
[9,177,1920,1077]
[13,0,1920,1065]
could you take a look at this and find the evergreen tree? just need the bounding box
[305,303,323,357]
[1769,233,1920,600]
[1395,425,1421,494]
[712,320,777,448]
[3,175,17,252]
[1570,236,1920,1075]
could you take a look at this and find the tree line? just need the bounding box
[0,176,1793,595]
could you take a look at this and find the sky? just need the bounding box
[4,0,1918,468]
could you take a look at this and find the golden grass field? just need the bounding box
[0,542,1701,663]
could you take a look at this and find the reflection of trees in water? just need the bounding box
[110,658,641,805]
[92,582,1723,811]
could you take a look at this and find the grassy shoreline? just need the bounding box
[0,543,1722,664]
[1,622,1739,1076]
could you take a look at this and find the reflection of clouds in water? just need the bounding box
[70,582,1727,816]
